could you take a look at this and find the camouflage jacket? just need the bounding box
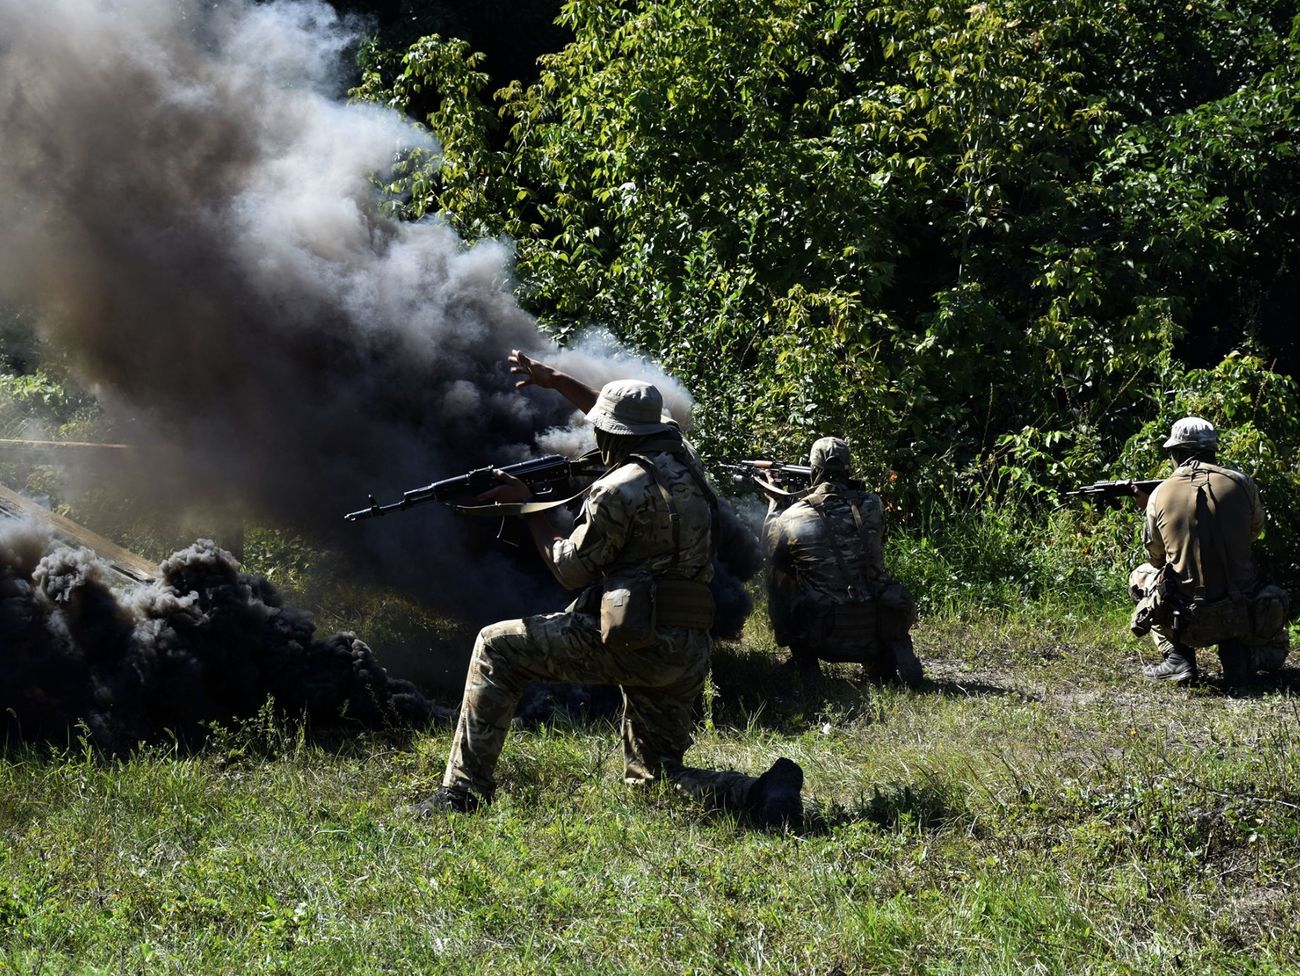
[1144,459,1264,602]
[550,448,714,591]
[764,483,884,642]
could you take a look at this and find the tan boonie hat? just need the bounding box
[1163,416,1218,450]
[808,436,852,472]
[586,380,675,436]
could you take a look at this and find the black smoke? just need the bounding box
[0,0,760,661]
[0,0,575,618]
[0,521,442,750]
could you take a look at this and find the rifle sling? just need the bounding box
[451,485,592,518]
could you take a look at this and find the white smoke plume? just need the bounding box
[0,0,761,637]
[0,0,582,614]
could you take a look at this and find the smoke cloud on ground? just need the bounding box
[0,0,759,638]
[0,520,441,750]
[0,0,572,615]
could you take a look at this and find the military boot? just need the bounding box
[746,757,804,832]
[412,785,481,816]
[891,637,925,689]
[1217,640,1253,690]
[1141,648,1197,684]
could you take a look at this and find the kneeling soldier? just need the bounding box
[1129,416,1289,686]
[421,379,803,829]
[764,437,922,686]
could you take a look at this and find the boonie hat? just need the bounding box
[586,380,675,436]
[1163,416,1218,450]
[808,436,852,472]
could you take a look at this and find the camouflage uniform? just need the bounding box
[1131,456,1289,677]
[443,418,762,811]
[764,438,918,681]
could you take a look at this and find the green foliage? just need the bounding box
[356,0,1300,524]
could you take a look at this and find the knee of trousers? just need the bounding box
[469,619,533,681]
[1129,563,1159,603]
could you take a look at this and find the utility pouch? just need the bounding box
[1176,595,1250,647]
[600,574,658,652]
[1129,563,1179,637]
[829,601,876,644]
[1251,583,1290,640]
[875,579,918,642]
[654,578,715,631]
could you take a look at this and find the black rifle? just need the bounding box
[345,452,604,522]
[1064,479,1163,505]
[722,459,864,500]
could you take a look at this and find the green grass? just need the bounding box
[3,606,1299,975]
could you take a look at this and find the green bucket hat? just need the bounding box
[586,380,675,436]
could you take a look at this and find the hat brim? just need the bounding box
[587,411,675,436]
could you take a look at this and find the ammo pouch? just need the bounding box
[600,576,715,652]
[600,575,657,652]
[875,579,918,642]
[1252,583,1290,640]
[1174,594,1250,647]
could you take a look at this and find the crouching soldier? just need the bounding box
[764,437,922,686]
[419,379,803,829]
[1129,417,1290,686]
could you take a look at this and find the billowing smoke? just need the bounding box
[0,0,574,615]
[0,520,441,750]
[0,0,760,638]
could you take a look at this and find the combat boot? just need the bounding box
[412,785,481,816]
[746,757,804,832]
[1217,640,1253,691]
[891,637,925,689]
[1141,648,1198,684]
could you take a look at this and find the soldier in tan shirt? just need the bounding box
[1130,417,1289,685]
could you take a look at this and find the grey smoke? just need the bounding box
[0,0,576,614]
[0,0,760,634]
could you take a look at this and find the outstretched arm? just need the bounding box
[509,349,599,414]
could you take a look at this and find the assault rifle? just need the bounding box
[722,459,864,502]
[1064,479,1162,505]
[345,452,604,522]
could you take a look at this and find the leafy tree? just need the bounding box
[355,0,1300,530]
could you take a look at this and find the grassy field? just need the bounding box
[3,605,1299,975]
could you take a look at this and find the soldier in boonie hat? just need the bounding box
[586,379,676,436]
[1162,416,1218,454]
[586,380,677,467]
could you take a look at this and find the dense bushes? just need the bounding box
[353,0,1300,593]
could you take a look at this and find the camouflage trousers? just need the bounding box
[1129,563,1290,673]
[443,610,758,808]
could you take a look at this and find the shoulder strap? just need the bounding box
[803,491,868,601]
[451,484,593,518]
[629,453,681,570]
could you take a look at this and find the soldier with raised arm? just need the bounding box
[418,355,803,829]
[1129,417,1289,686]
